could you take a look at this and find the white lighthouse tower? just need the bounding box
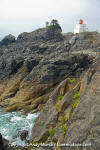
[74,19,88,34]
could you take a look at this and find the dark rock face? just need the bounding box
[0,133,30,150]
[0,30,100,114]
[0,133,4,150]
[37,54,92,83]
[0,56,24,77]
[0,133,10,150]
[0,29,99,113]
[0,34,15,46]
[20,130,28,141]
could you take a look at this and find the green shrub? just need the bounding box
[58,95,64,101]
[72,99,79,109]
[70,113,73,117]
[68,77,75,84]
[47,19,62,32]
[49,127,55,137]
[89,129,93,135]
[73,92,80,99]
[61,124,68,134]
[72,92,80,109]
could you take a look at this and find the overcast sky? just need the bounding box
[0,0,100,39]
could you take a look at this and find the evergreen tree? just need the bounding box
[46,19,62,32]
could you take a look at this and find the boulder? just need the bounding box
[0,133,10,150]
[20,130,28,141]
[0,133,4,150]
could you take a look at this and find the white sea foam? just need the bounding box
[26,113,34,119]
[0,111,39,146]
[11,137,26,147]
[10,116,22,122]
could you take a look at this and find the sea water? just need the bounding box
[0,111,39,146]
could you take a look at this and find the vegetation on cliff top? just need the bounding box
[46,19,62,32]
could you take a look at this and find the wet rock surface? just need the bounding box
[0,133,4,150]
[20,130,28,141]
[0,133,10,150]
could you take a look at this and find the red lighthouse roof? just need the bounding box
[79,19,83,24]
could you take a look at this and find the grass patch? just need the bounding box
[73,92,80,100]
[72,99,79,109]
[72,92,80,109]
[49,127,55,137]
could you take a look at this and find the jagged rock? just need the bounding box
[20,130,28,141]
[0,28,100,150]
[30,59,100,150]
[24,59,39,72]
[0,34,15,45]
[0,56,24,77]
[0,30,100,114]
[30,78,80,143]
[17,32,30,42]
[60,59,100,150]
[17,28,63,42]
[69,34,92,50]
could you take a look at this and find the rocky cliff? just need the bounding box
[0,27,100,149]
[30,58,100,150]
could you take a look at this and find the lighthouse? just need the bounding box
[74,19,88,34]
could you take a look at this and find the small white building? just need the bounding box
[74,19,88,34]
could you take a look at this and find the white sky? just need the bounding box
[0,0,100,39]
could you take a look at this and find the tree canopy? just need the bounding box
[46,19,62,32]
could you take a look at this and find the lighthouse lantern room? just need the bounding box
[74,19,88,34]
